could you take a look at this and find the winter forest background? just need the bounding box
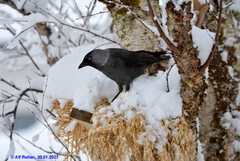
[0,0,240,161]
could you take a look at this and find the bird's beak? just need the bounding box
[78,61,87,69]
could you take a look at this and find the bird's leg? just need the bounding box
[126,84,130,91]
[111,84,123,102]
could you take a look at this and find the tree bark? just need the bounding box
[100,0,161,51]
[199,1,240,160]
[165,1,207,131]
[92,0,198,160]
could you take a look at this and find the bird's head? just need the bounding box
[78,49,110,69]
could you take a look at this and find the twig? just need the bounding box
[0,121,77,157]
[166,63,176,92]
[146,0,180,55]
[45,109,57,118]
[83,0,95,27]
[28,0,118,45]
[2,89,77,160]
[200,0,223,72]
[19,40,45,77]
[27,107,49,130]
[32,95,77,160]
[0,0,29,15]
[0,3,119,52]
[94,42,117,49]
[76,10,110,20]
[2,89,42,108]
[35,107,77,161]
[2,88,42,140]
[27,78,40,107]
[41,74,48,112]
[0,77,40,106]
[0,24,35,51]
[73,0,83,18]
[0,77,21,91]
[1,99,6,117]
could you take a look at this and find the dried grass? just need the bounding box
[51,100,89,161]
[50,99,196,161]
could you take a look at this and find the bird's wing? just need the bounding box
[124,51,169,68]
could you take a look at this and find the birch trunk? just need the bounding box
[199,1,240,160]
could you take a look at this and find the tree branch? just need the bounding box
[0,122,79,157]
[0,0,29,15]
[28,0,118,45]
[200,0,223,72]
[146,0,180,55]
[166,63,176,92]
[1,88,42,140]
[2,89,76,160]
[19,40,46,77]
[0,77,20,91]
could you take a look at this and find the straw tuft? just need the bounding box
[50,99,196,161]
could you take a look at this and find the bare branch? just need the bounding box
[19,40,46,77]
[0,121,78,157]
[41,75,48,111]
[0,0,29,15]
[200,0,223,72]
[1,88,41,140]
[146,0,180,55]
[0,24,35,51]
[2,89,76,160]
[35,109,77,161]
[166,63,176,92]
[73,0,83,18]
[0,77,20,91]
[84,0,97,27]
[28,0,118,45]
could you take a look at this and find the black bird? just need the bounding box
[78,48,170,102]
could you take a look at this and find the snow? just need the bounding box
[7,141,16,158]
[159,0,175,49]
[32,134,39,142]
[220,51,228,63]
[192,26,215,65]
[29,79,44,91]
[197,140,204,161]
[1,0,239,160]
[0,121,64,161]
[141,20,160,36]
[197,0,209,5]
[221,111,240,136]
[229,0,240,12]
[43,43,182,153]
[168,0,191,11]
[225,37,236,47]
[233,140,240,152]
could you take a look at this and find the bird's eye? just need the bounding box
[87,56,92,61]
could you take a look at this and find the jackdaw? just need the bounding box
[78,48,170,102]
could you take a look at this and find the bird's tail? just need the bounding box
[150,51,170,61]
[159,55,170,60]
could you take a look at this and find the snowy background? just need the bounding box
[1,0,240,160]
[0,1,111,160]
